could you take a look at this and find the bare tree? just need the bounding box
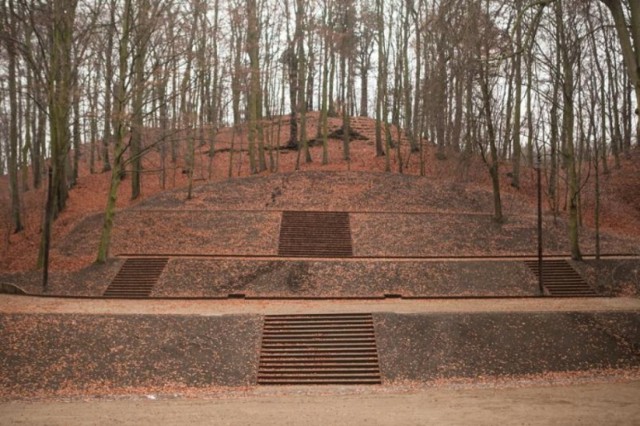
[475,0,504,223]
[96,0,133,263]
[0,0,24,233]
[600,0,640,134]
[247,0,266,173]
[556,0,582,260]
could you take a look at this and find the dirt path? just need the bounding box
[1,294,639,316]
[2,381,639,425]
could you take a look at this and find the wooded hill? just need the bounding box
[1,112,639,274]
[0,0,639,272]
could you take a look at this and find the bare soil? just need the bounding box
[3,293,640,316]
[2,381,640,426]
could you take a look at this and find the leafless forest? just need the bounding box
[0,0,638,266]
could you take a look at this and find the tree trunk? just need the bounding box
[477,0,502,223]
[435,41,447,159]
[50,0,77,217]
[320,3,330,165]
[294,0,310,167]
[525,46,534,168]
[247,0,264,173]
[512,0,522,189]
[401,5,416,153]
[557,0,581,260]
[375,0,385,159]
[71,58,81,188]
[130,0,151,200]
[412,4,422,157]
[600,0,640,134]
[479,66,503,223]
[96,0,131,264]
[102,0,116,173]
[3,0,24,233]
[96,156,123,263]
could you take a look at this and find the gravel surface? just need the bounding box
[0,314,262,399]
[352,214,638,257]
[3,381,640,425]
[572,259,640,296]
[6,257,638,299]
[375,311,640,383]
[0,259,123,296]
[60,211,281,257]
[2,310,639,400]
[2,294,639,316]
[154,258,537,298]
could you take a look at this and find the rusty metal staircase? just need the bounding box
[257,313,382,385]
[103,258,168,298]
[525,259,598,297]
[278,211,353,257]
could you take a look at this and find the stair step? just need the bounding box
[279,211,353,258]
[258,313,382,386]
[103,258,168,298]
[525,260,597,297]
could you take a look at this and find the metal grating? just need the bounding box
[103,258,168,298]
[278,211,353,257]
[257,313,382,385]
[525,259,598,297]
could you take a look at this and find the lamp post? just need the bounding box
[42,166,53,292]
[535,153,543,296]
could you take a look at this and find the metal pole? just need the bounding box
[537,153,543,296]
[42,166,53,292]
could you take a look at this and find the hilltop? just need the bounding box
[0,112,639,274]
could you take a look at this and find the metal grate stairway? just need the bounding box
[278,211,353,257]
[525,259,598,296]
[103,258,168,298]
[257,313,382,385]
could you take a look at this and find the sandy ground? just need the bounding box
[1,381,639,425]
[2,294,639,316]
